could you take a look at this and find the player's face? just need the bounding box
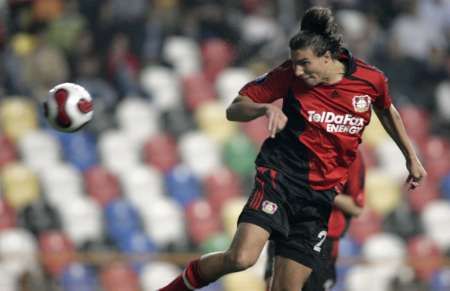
[291,48,330,86]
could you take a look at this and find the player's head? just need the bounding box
[289,7,344,86]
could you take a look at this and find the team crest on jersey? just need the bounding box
[352,95,371,112]
[262,200,278,214]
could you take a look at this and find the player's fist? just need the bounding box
[264,104,287,138]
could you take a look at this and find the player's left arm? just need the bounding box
[333,194,363,217]
[373,104,427,190]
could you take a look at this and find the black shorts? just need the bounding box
[265,239,337,291]
[238,166,335,270]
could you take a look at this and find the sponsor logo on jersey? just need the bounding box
[307,111,364,134]
[352,95,371,112]
[262,200,278,214]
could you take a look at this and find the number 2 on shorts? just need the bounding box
[313,230,327,252]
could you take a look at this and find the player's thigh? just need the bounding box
[271,255,312,291]
[226,222,270,266]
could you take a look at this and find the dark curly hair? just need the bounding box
[289,7,344,59]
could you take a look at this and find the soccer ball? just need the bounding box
[43,83,94,132]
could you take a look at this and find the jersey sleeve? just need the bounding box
[238,61,292,104]
[343,151,365,207]
[373,73,393,110]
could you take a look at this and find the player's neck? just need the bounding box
[323,60,346,85]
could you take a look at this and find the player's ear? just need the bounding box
[323,51,332,63]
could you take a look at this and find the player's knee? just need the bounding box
[225,250,258,271]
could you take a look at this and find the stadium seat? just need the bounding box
[222,271,265,291]
[139,262,181,291]
[200,233,231,254]
[365,169,401,215]
[223,133,257,176]
[407,178,440,212]
[398,105,430,146]
[185,199,222,246]
[435,81,450,121]
[182,73,216,111]
[19,198,61,237]
[139,66,181,111]
[116,98,160,147]
[100,262,140,291]
[0,263,17,291]
[39,163,83,207]
[84,166,121,207]
[60,263,98,291]
[162,36,201,76]
[430,268,450,291]
[178,131,222,178]
[204,167,243,213]
[382,202,422,240]
[0,198,17,231]
[407,236,443,280]
[363,233,406,275]
[215,68,254,107]
[161,106,197,138]
[194,101,238,144]
[139,197,186,250]
[39,230,75,277]
[0,98,38,143]
[441,173,450,201]
[345,265,387,291]
[240,117,269,148]
[422,136,450,183]
[1,163,40,210]
[0,228,37,277]
[104,199,142,243]
[201,39,235,82]
[348,209,382,245]
[375,139,409,183]
[142,133,179,173]
[58,196,102,247]
[221,198,247,238]
[120,165,164,211]
[18,129,61,171]
[0,135,17,168]
[361,112,389,147]
[98,130,141,175]
[421,200,450,250]
[117,231,156,272]
[165,164,202,208]
[53,131,98,171]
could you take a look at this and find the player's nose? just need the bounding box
[294,65,305,77]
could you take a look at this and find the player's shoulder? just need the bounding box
[352,58,387,82]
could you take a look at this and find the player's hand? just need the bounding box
[264,104,287,138]
[405,157,427,190]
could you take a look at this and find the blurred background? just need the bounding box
[0,0,449,290]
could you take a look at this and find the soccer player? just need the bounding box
[264,150,365,291]
[159,6,426,291]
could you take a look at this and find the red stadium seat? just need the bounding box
[142,133,179,173]
[408,179,440,212]
[0,198,16,231]
[84,166,120,207]
[100,262,139,291]
[398,105,430,147]
[0,135,17,168]
[185,199,222,246]
[39,231,75,277]
[204,167,243,213]
[348,209,382,245]
[407,236,443,281]
[201,39,235,82]
[182,73,216,111]
[422,137,450,183]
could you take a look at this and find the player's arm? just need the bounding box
[333,194,363,217]
[226,96,287,138]
[373,104,427,189]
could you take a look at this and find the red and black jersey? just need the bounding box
[239,49,391,190]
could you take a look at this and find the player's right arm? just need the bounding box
[226,96,287,138]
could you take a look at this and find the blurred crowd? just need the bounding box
[0,0,450,291]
